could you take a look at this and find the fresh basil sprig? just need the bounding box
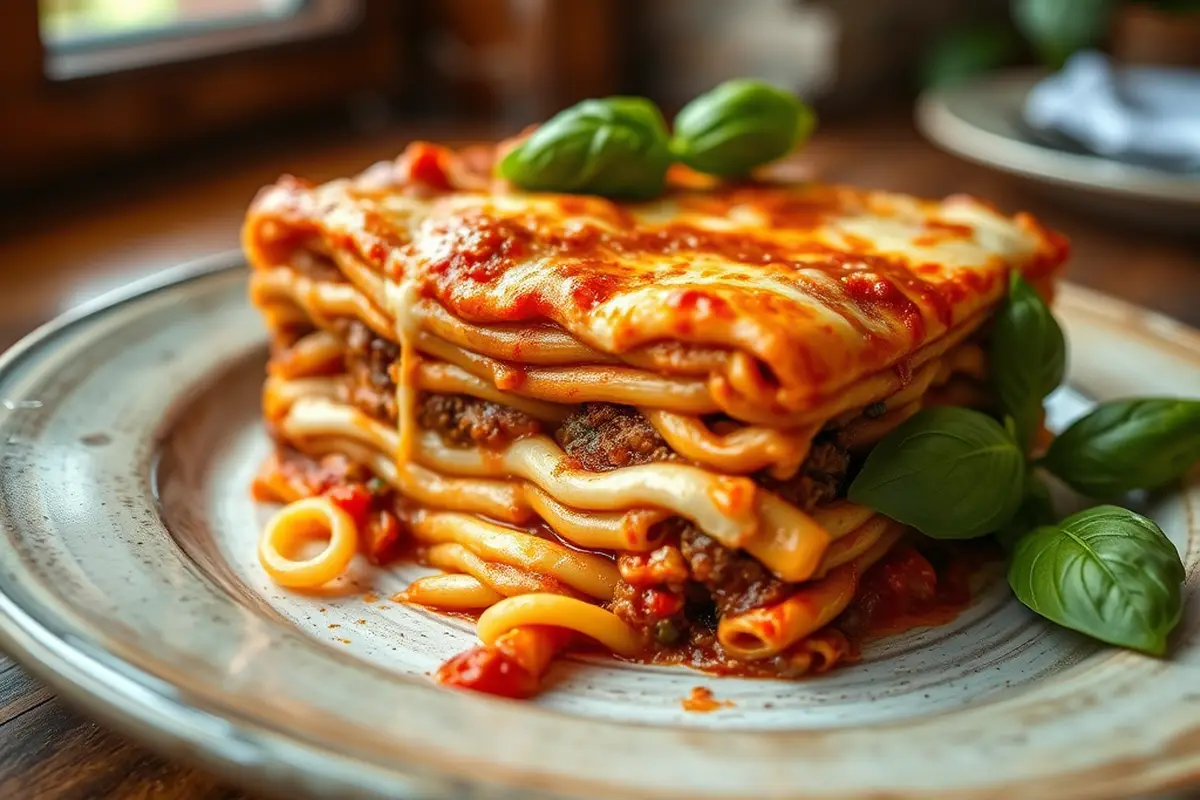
[1041,398,1200,497]
[848,406,1025,539]
[847,273,1192,659]
[498,97,672,199]
[671,79,815,177]
[498,80,815,196]
[990,273,1066,451]
[1008,505,1185,655]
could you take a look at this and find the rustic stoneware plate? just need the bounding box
[916,69,1200,235]
[1,253,1199,799]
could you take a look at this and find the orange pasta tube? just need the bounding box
[718,562,858,661]
[258,497,359,588]
[524,487,668,552]
[718,525,904,660]
[424,542,576,598]
[263,375,341,420]
[296,437,532,524]
[396,574,505,609]
[642,408,818,479]
[810,502,877,539]
[414,360,570,422]
[813,515,897,577]
[783,628,852,675]
[415,331,719,414]
[411,512,619,600]
[266,329,343,379]
[477,594,642,657]
[250,268,394,340]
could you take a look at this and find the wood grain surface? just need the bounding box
[0,111,1196,799]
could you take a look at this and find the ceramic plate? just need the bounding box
[1,253,1199,799]
[915,70,1200,234]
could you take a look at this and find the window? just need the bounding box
[39,0,360,79]
[2,0,403,189]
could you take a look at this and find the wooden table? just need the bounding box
[1,112,1197,798]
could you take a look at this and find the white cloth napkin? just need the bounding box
[1023,51,1200,172]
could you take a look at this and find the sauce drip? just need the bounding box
[839,539,997,639]
[681,686,735,713]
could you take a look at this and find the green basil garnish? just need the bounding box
[1008,505,1184,655]
[1041,398,1200,497]
[848,406,1025,539]
[996,472,1056,552]
[671,79,815,177]
[495,81,815,196]
[498,97,671,198]
[990,273,1066,451]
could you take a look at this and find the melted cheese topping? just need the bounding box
[245,143,1068,414]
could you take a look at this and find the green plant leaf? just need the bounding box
[1042,398,1200,497]
[996,472,1056,552]
[1011,0,1116,68]
[848,406,1026,539]
[991,273,1066,451]
[1008,505,1184,655]
[670,79,815,177]
[921,24,1024,89]
[498,97,671,198]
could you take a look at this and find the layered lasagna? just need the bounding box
[244,143,1068,698]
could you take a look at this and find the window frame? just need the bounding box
[1,0,404,189]
[42,0,364,81]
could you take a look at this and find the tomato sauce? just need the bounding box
[412,186,996,344]
[435,647,541,699]
[258,446,995,698]
[681,686,734,713]
[255,448,407,564]
[839,539,997,640]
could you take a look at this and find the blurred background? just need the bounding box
[1,0,1199,339]
[0,0,1195,340]
[1,2,1199,796]
[2,0,1200,347]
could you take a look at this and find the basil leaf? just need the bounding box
[498,97,671,198]
[1042,398,1200,497]
[671,79,815,177]
[996,472,1056,552]
[848,406,1026,539]
[991,273,1066,451]
[1008,505,1184,655]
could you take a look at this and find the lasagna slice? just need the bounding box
[243,142,1068,698]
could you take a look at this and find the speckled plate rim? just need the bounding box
[0,254,445,800]
[1,252,1199,800]
[915,69,1200,205]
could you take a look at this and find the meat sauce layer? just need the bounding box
[271,322,985,670]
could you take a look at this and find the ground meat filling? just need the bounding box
[757,434,851,512]
[555,403,678,471]
[419,393,542,449]
[677,521,792,616]
[564,403,852,651]
[611,519,792,641]
[339,320,400,423]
